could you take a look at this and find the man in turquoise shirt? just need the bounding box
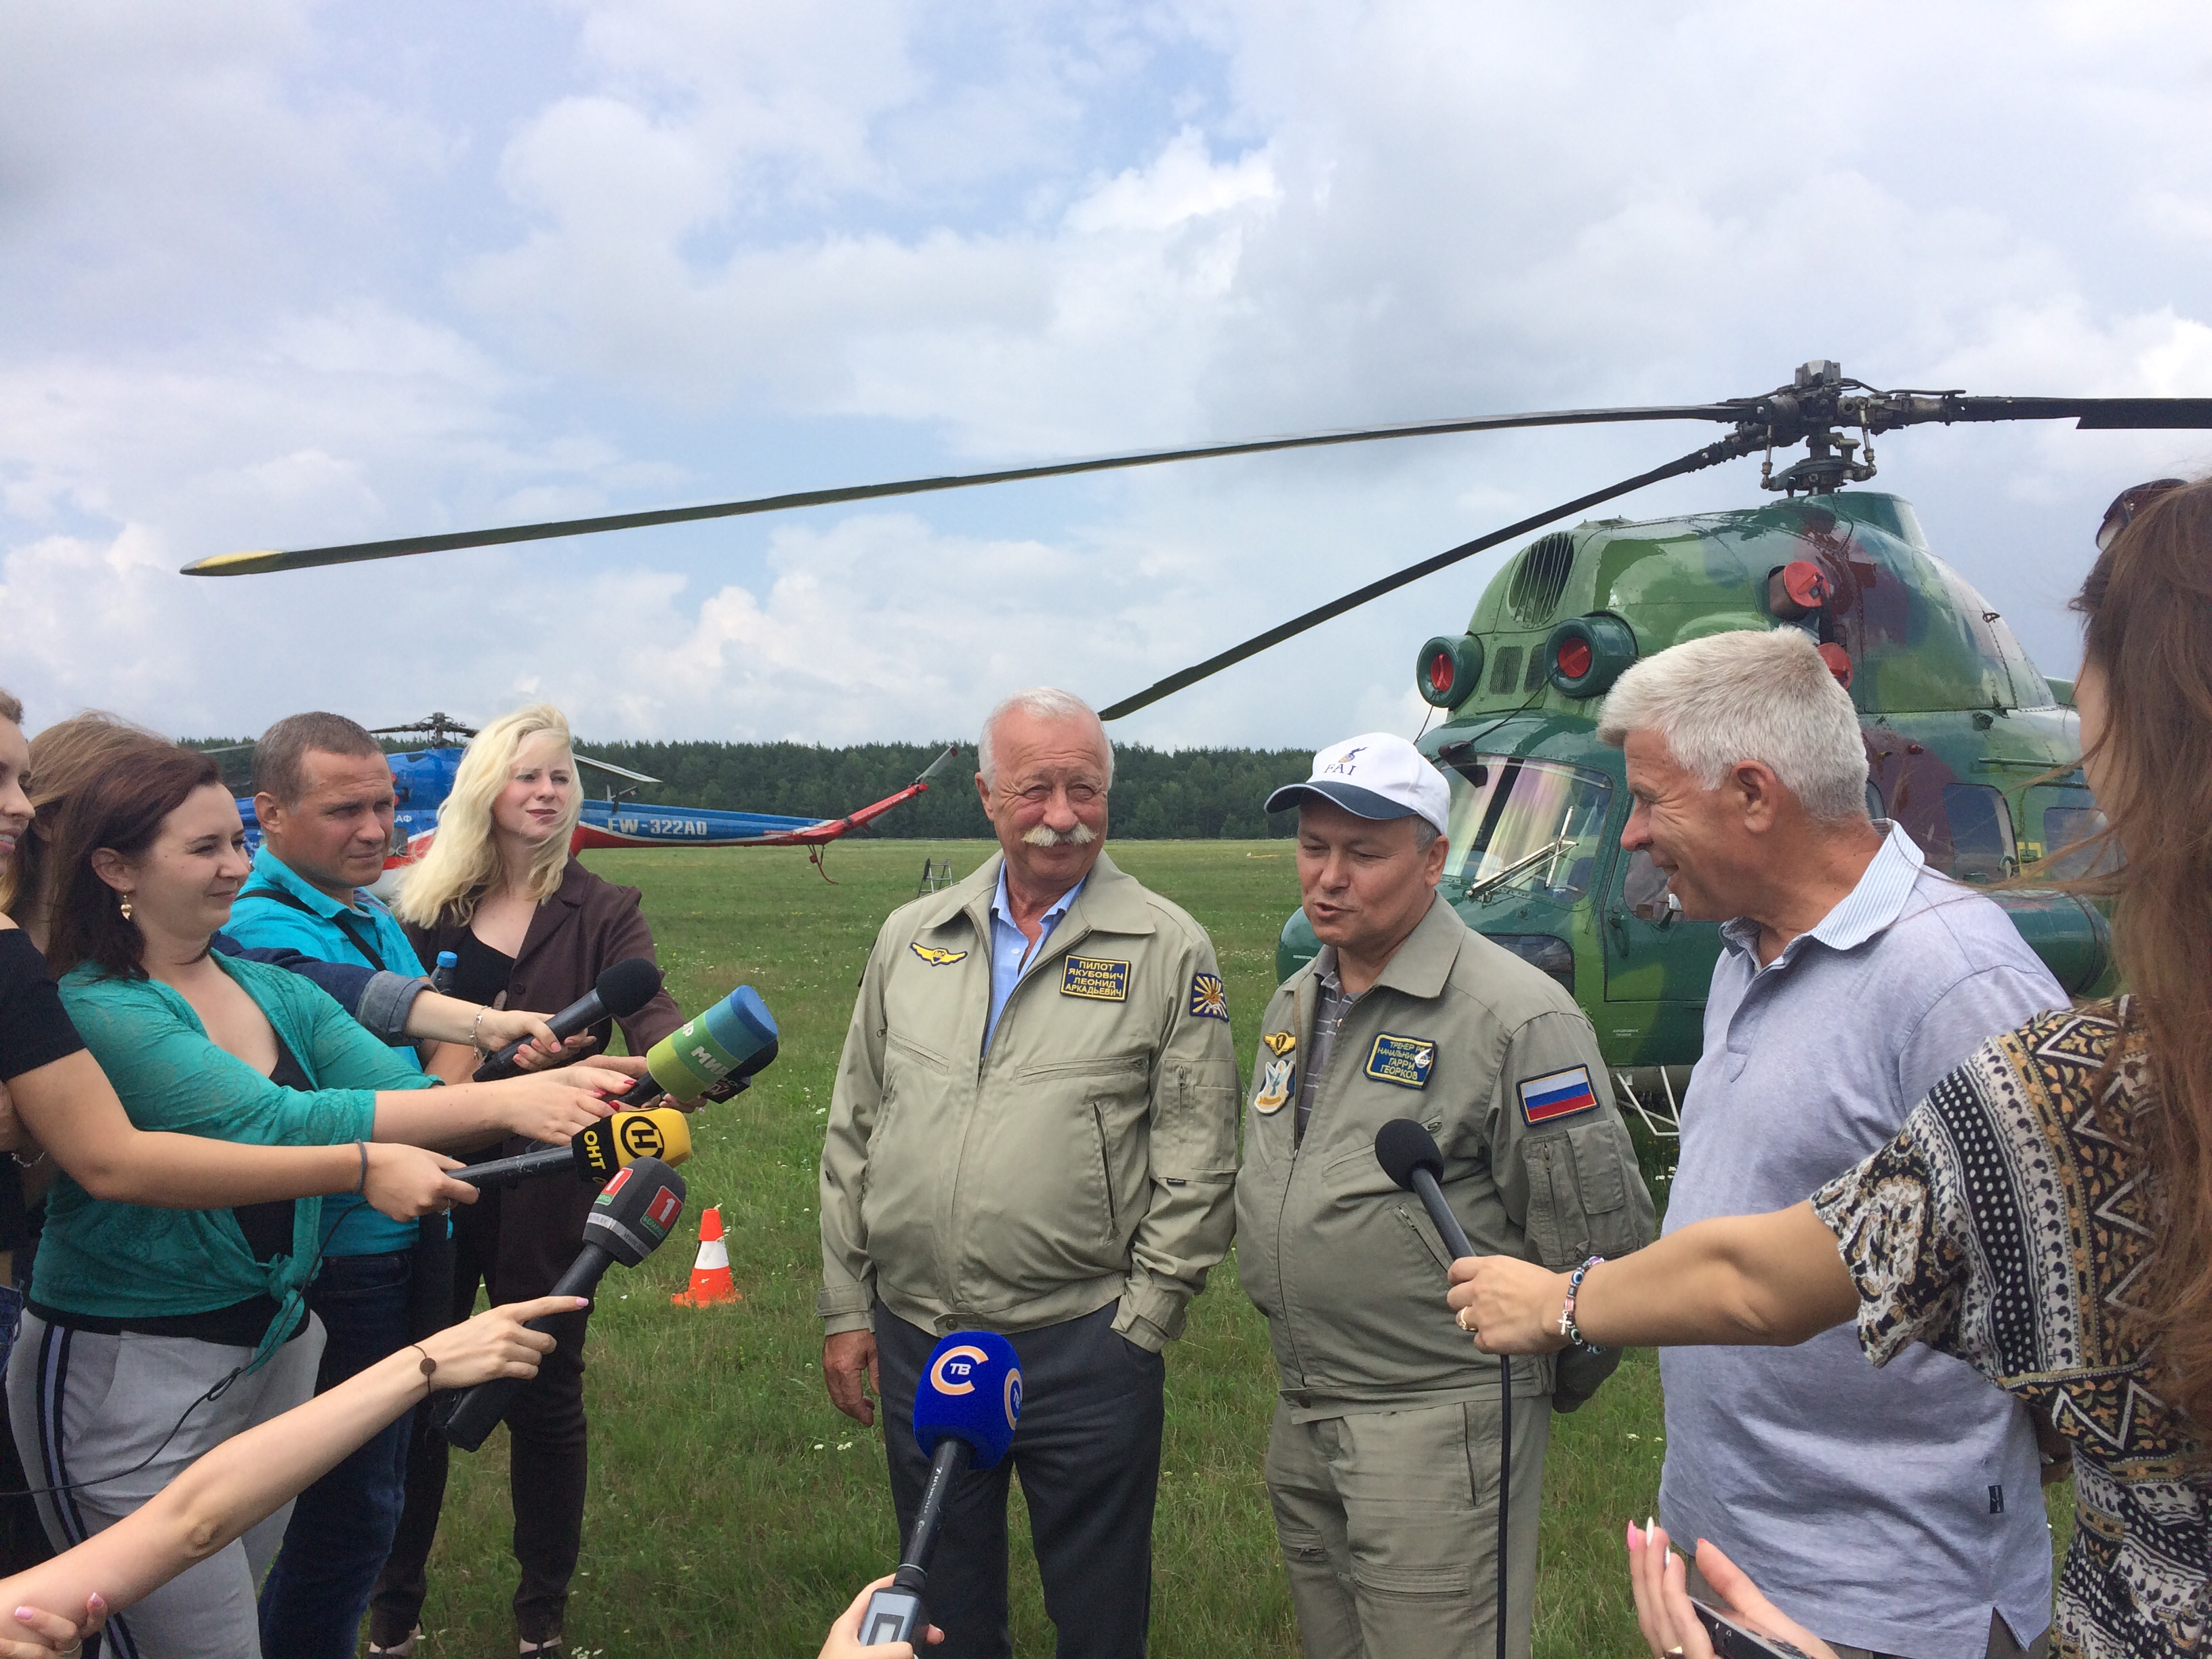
[223,712,443,1659]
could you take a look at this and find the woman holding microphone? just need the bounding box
[1448,478,2212,1659]
[376,705,681,1659]
[16,737,631,1658]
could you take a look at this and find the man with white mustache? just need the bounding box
[818,687,1240,1659]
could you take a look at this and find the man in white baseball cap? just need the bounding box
[1237,732,1652,1659]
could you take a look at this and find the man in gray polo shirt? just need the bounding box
[1597,628,2059,1659]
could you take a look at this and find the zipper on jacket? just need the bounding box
[1091,1102,1117,1238]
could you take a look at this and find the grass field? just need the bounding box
[419,839,2068,1656]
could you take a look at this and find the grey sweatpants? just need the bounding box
[7,1311,325,1659]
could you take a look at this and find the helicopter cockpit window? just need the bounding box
[1620,849,1675,923]
[1938,783,2013,882]
[2032,786,2118,879]
[1439,756,1615,903]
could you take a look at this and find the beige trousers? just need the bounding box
[1265,1393,1551,1659]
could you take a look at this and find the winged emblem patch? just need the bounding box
[909,943,969,967]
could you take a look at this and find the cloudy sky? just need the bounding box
[4,1,2209,751]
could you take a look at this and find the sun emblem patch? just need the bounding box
[909,943,968,967]
[1187,973,1229,1022]
[1253,1055,1295,1115]
[1262,1031,1297,1057]
[1364,1033,1437,1090]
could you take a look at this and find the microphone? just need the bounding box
[859,1331,1023,1647]
[1375,1119,1510,1659]
[1374,1118,1473,1256]
[621,985,779,1107]
[470,956,665,1082]
[433,1155,687,1452]
[455,1107,693,1187]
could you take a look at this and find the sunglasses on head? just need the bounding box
[2096,478,2185,552]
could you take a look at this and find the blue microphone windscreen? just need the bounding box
[703,985,778,1052]
[912,1330,1022,1470]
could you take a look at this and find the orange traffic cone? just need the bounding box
[671,1206,739,1306]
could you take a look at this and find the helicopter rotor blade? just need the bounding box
[1875,395,2212,431]
[1096,433,1755,722]
[178,403,1750,577]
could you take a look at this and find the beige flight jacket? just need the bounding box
[1236,896,1656,1418]
[818,851,1241,1351]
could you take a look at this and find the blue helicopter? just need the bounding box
[231,712,960,882]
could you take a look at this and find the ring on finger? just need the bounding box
[1454,1306,1479,1334]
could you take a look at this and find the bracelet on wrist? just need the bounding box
[11,1147,46,1169]
[409,1343,437,1386]
[353,1141,369,1195]
[1557,1254,1605,1353]
[469,1007,490,1055]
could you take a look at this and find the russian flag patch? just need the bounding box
[1518,1065,1599,1126]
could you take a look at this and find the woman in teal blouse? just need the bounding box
[12,743,633,1659]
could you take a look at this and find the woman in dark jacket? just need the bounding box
[375,705,682,1659]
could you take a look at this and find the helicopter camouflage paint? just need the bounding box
[1275,489,2113,1099]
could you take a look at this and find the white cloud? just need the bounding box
[6,0,2212,751]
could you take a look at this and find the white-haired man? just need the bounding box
[817,688,1240,1659]
[1599,628,2060,1659]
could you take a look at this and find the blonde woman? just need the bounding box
[375,706,680,1659]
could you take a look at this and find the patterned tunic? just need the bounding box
[1810,1000,2209,1659]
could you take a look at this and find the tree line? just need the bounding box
[188,738,1321,840]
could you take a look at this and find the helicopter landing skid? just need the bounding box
[1613,1066,1683,1140]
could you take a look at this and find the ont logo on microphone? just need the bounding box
[617,1116,665,1160]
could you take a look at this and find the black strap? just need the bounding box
[234,882,392,973]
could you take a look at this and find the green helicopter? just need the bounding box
[1271,484,2114,1132]
[186,360,2211,1124]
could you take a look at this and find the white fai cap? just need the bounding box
[1265,733,1451,837]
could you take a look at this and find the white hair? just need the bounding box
[977,688,1114,790]
[1596,628,1869,822]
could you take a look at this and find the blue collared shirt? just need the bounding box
[1658,821,2066,1655]
[985,863,1084,1050]
[225,845,430,1256]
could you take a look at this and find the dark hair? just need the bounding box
[3,712,167,930]
[44,741,223,981]
[252,712,383,806]
[2069,474,2212,1433]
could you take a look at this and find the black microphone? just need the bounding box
[433,1155,687,1452]
[859,1332,1024,1646]
[470,956,664,1082]
[455,1107,692,1187]
[1376,1119,1511,1659]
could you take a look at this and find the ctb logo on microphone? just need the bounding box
[929,1345,989,1395]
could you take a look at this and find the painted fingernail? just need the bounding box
[13,1608,29,1622]
[1626,1519,1639,1549]
[87,1595,106,1611]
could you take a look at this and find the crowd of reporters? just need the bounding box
[0,473,2200,1659]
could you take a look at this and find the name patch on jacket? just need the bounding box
[1187,973,1228,1021]
[1254,1055,1294,1114]
[1061,956,1130,1002]
[910,943,968,966]
[1519,1065,1599,1125]
[1364,1033,1435,1090]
